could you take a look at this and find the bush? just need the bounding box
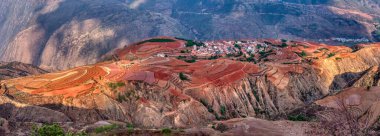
[220,105,226,116]
[32,124,65,136]
[126,123,134,133]
[179,73,189,81]
[256,44,263,49]
[288,114,311,121]
[176,56,186,60]
[327,53,336,58]
[108,82,125,90]
[280,43,288,47]
[94,124,118,134]
[234,44,241,49]
[161,128,172,136]
[246,56,257,63]
[214,123,229,133]
[296,51,307,57]
[180,50,190,53]
[208,55,219,60]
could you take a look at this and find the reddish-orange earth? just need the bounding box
[5,37,380,99]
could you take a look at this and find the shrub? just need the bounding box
[214,123,229,133]
[108,82,125,90]
[176,56,186,60]
[94,124,118,134]
[200,99,214,113]
[288,114,310,121]
[116,93,127,103]
[179,73,189,81]
[327,53,336,58]
[234,44,241,49]
[256,44,263,49]
[161,128,172,136]
[297,51,307,57]
[246,56,257,63]
[208,55,219,60]
[180,50,190,53]
[280,43,288,47]
[335,57,342,60]
[32,124,65,136]
[220,105,226,116]
[281,39,287,43]
[126,123,134,133]
[317,48,329,51]
[184,59,196,63]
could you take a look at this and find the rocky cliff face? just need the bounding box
[1,38,380,135]
[0,0,379,70]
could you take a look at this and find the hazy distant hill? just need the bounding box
[0,61,46,80]
[0,0,379,70]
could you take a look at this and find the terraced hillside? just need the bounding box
[1,0,380,71]
[1,37,380,135]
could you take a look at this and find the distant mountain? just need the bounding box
[0,61,47,80]
[0,0,379,70]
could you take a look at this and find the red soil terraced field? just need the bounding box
[4,38,379,99]
[3,57,263,98]
[114,36,185,59]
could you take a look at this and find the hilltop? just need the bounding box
[1,37,380,135]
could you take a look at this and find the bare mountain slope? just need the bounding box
[0,0,191,70]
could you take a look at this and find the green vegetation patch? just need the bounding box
[32,124,86,136]
[95,124,119,134]
[184,40,205,47]
[234,44,241,49]
[208,55,220,60]
[288,114,312,121]
[296,50,307,57]
[200,99,214,113]
[161,128,172,136]
[108,82,125,90]
[220,105,226,116]
[32,124,65,136]
[179,72,189,81]
[213,123,229,133]
[137,38,175,45]
[317,48,329,51]
[327,53,336,58]
[177,55,197,63]
[280,43,288,48]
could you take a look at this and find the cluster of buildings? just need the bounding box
[190,40,270,58]
[318,38,370,43]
